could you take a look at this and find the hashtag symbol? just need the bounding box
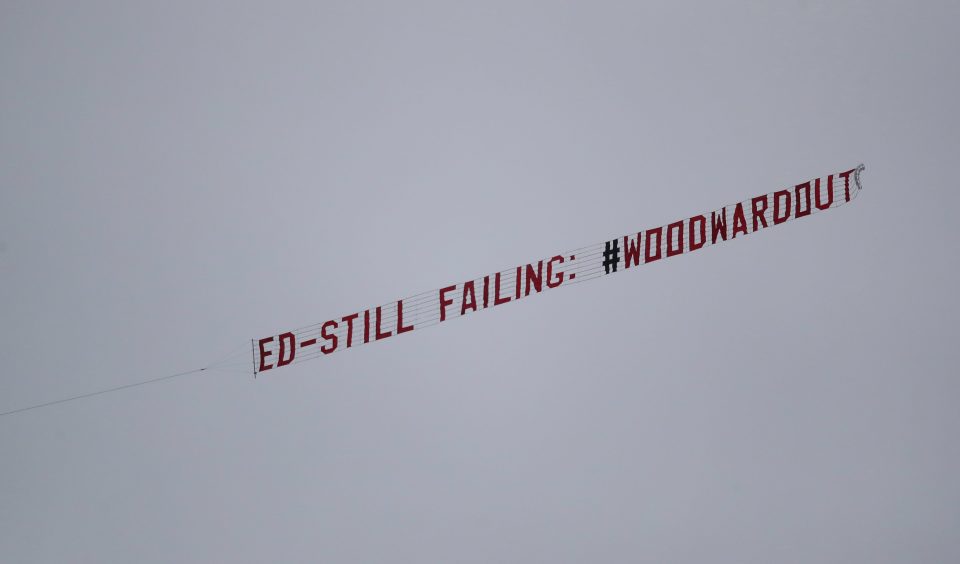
[603,239,620,274]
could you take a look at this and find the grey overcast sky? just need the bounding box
[2,1,958,562]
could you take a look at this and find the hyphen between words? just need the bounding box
[255,168,859,373]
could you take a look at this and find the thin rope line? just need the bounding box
[0,368,208,418]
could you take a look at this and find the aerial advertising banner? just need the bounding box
[252,165,864,374]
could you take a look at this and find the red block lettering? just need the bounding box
[396,300,413,334]
[773,190,792,224]
[494,273,511,306]
[461,281,477,315]
[375,306,392,340]
[711,209,728,243]
[341,313,358,348]
[731,203,748,237]
[546,255,564,288]
[795,182,812,218]
[321,321,338,354]
[439,285,456,322]
[689,215,706,251]
[623,233,642,268]
[258,337,274,372]
[815,176,834,210]
[277,332,295,367]
[839,168,855,202]
[751,195,769,231]
[525,261,543,295]
[645,227,663,263]
[666,221,684,257]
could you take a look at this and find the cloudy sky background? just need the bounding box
[2,1,958,562]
